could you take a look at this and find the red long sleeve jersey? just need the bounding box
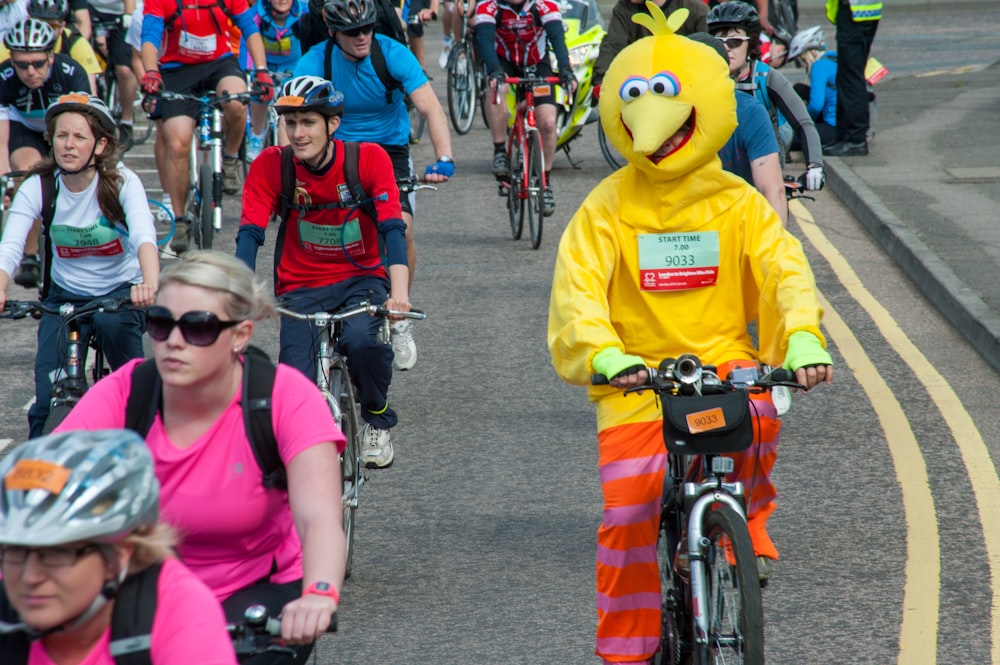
[240,141,403,295]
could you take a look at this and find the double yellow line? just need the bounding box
[791,200,1000,665]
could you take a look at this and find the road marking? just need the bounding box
[792,200,950,664]
[0,439,12,454]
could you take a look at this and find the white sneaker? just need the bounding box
[390,320,417,371]
[438,37,452,70]
[361,423,394,468]
[246,131,265,162]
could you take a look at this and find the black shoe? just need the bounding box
[118,124,134,151]
[492,151,509,178]
[171,217,192,255]
[542,186,555,217]
[13,255,40,288]
[824,140,868,157]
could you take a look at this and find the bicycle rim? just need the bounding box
[447,43,476,135]
[698,506,764,665]
[526,131,544,249]
[198,163,214,249]
[507,134,524,240]
[656,511,690,665]
[598,121,626,171]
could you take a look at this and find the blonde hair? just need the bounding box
[123,522,179,573]
[158,250,276,322]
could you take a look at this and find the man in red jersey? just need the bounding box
[235,75,410,470]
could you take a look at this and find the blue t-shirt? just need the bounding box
[808,52,837,127]
[719,92,779,186]
[240,0,308,72]
[294,34,428,145]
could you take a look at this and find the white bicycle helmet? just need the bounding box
[274,76,345,117]
[0,429,159,547]
[45,92,118,137]
[28,0,70,22]
[788,26,826,61]
[3,17,56,53]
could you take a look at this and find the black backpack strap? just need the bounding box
[0,586,29,665]
[124,358,162,439]
[38,171,57,300]
[108,562,163,665]
[368,36,403,104]
[241,346,285,490]
[343,141,378,223]
[274,145,297,287]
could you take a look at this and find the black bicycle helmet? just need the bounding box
[274,76,345,117]
[3,17,57,52]
[322,0,376,32]
[707,1,761,33]
[27,0,70,22]
[45,92,117,137]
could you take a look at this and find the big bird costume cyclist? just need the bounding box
[547,5,833,663]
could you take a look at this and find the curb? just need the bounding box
[824,158,1000,373]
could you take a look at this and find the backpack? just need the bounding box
[124,346,288,490]
[323,34,402,104]
[37,172,57,300]
[278,140,375,226]
[0,562,163,665]
[163,0,234,34]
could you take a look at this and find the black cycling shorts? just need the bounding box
[90,10,132,67]
[406,0,430,38]
[499,58,556,106]
[8,125,48,156]
[161,56,245,121]
[379,143,415,216]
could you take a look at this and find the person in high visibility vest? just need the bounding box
[823,0,880,156]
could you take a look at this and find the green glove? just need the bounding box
[592,346,646,380]
[783,331,832,371]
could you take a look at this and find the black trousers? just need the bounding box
[835,4,879,143]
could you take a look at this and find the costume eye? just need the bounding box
[648,72,681,97]
[619,77,648,102]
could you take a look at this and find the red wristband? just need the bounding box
[303,581,339,604]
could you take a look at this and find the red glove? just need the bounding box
[591,83,601,107]
[140,70,162,95]
[253,69,275,103]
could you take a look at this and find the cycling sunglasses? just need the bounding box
[11,57,49,71]
[341,24,374,37]
[716,36,751,50]
[146,306,242,346]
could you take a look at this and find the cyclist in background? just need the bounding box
[59,250,345,659]
[0,18,91,290]
[140,0,274,254]
[242,0,308,161]
[707,1,824,191]
[404,0,437,71]
[17,0,101,95]
[787,25,837,148]
[0,93,157,438]
[295,0,454,372]
[237,76,411,469]
[83,0,141,148]
[475,0,574,216]
[0,429,239,665]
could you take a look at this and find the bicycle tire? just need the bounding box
[598,121,626,171]
[149,198,175,247]
[197,163,214,250]
[697,506,764,665]
[525,130,544,249]
[447,42,477,135]
[507,132,524,240]
[330,366,361,579]
[42,402,75,436]
[656,515,690,665]
[407,97,426,145]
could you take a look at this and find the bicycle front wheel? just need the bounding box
[525,130,544,249]
[330,367,361,579]
[598,121,626,171]
[447,42,476,135]
[697,506,764,665]
[197,163,214,249]
[656,509,691,665]
[507,132,524,240]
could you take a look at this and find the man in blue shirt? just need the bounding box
[294,0,454,372]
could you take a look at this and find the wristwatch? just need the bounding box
[303,581,340,604]
[438,155,454,163]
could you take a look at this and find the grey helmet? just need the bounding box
[322,0,376,32]
[788,26,826,61]
[3,17,57,52]
[0,429,159,547]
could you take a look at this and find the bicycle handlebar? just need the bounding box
[590,353,803,391]
[0,296,138,321]
[157,89,262,107]
[227,604,337,659]
[493,75,562,105]
[276,300,426,324]
[784,173,814,201]
[396,177,438,193]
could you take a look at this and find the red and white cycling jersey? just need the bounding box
[145,0,250,64]
[475,0,563,66]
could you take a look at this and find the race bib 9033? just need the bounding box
[638,231,720,291]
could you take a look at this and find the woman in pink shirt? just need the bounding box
[57,250,347,662]
[0,429,238,665]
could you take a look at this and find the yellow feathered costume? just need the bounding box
[546,6,826,662]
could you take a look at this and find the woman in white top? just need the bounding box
[0,92,158,438]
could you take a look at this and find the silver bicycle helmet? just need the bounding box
[788,26,826,61]
[3,17,57,52]
[28,0,70,22]
[0,429,159,547]
[274,76,345,117]
[45,92,118,137]
[322,0,376,32]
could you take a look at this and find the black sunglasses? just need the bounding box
[341,24,374,37]
[12,57,49,71]
[146,305,241,346]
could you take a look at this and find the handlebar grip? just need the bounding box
[591,374,609,385]
[764,367,796,383]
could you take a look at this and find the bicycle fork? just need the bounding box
[684,478,747,647]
